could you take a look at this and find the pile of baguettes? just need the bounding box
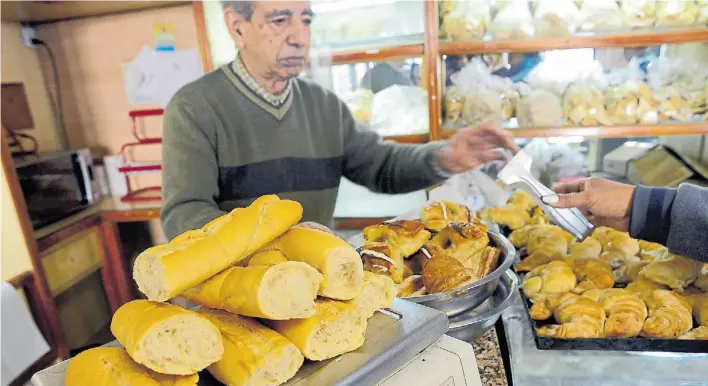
[481,190,708,341]
[65,195,397,386]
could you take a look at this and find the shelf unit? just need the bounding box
[194,1,708,143]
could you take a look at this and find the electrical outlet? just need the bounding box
[20,25,37,48]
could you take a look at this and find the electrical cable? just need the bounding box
[32,38,69,150]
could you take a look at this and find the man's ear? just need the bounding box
[224,8,246,49]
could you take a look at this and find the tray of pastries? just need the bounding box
[481,190,708,352]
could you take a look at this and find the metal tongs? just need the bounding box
[498,150,594,241]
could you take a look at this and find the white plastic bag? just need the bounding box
[341,89,374,123]
[620,0,656,28]
[579,0,624,31]
[489,0,535,39]
[516,90,563,128]
[369,86,429,136]
[449,58,505,126]
[698,0,708,24]
[440,2,491,41]
[533,0,581,36]
[656,0,698,26]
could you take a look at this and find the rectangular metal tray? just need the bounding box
[32,299,449,386]
[518,286,708,353]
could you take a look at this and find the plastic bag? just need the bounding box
[462,88,503,127]
[656,0,698,26]
[489,0,535,39]
[658,87,694,122]
[563,82,612,126]
[517,90,563,128]
[620,0,656,28]
[533,0,581,37]
[527,59,607,98]
[605,81,661,124]
[449,58,505,126]
[444,86,466,127]
[341,89,374,123]
[440,2,490,41]
[369,86,429,136]
[579,0,624,31]
[546,146,587,183]
[698,0,708,24]
[500,89,521,121]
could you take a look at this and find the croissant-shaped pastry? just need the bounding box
[694,273,708,292]
[526,225,574,254]
[516,227,569,272]
[408,243,447,272]
[638,240,668,261]
[640,253,703,292]
[360,243,405,284]
[396,275,426,298]
[613,260,651,284]
[625,276,669,298]
[583,288,647,338]
[430,222,489,265]
[422,255,476,294]
[522,261,577,303]
[419,200,472,231]
[686,293,708,326]
[466,246,500,278]
[679,326,708,340]
[597,230,640,269]
[363,220,432,258]
[568,237,602,260]
[640,290,693,338]
[535,292,606,339]
[566,257,614,294]
[508,225,539,248]
[478,206,531,230]
[529,206,550,225]
[506,190,537,212]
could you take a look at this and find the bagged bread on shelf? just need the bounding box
[134,195,302,302]
[341,89,374,123]
[182,262,322,320]
[198,309,304,386]
[533,0,581,36]
[444,86,466,127]
[369,85,429,136]
[440,4,490,41]
[269,299,367,361]
[517,90,562,127]
[698,0,708,24]
[656,0,699,26]
[463,88,504,127]
[346,271,396,319]
[658,86,695,122]
[605,81,661,124]
[110,300,224,375]
[579,0,624,31]
[620,0,657,28]
[489,0,535,39]
[65,347,199,386]
[260,227,364,301]
[500,88,521,120]
[563,82,612,126]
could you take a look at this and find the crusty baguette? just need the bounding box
[198,309,304,386]
[248,250,289,266]
[110,300,224,375]
[65,347,198,386]
[261,227,364,300]
[182,262,322,320]
[134,195,303,301]
[269,299,367,361]
[346,271,396,319]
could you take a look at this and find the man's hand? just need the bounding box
[295,222,333,233]
[542,178,636,231]
[438,122,520,174]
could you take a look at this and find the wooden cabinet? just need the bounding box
[41,226,103,297]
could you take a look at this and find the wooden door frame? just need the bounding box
[192,1,213,73]
[1,135,69,359]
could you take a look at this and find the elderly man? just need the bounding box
[161,1,518,240]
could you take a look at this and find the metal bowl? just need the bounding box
[446,269,518,342]
[404,231,516,317]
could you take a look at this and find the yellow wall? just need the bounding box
[1,22,61,280]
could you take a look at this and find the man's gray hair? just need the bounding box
[221,1,255,21]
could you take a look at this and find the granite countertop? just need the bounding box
[471,329,508,386]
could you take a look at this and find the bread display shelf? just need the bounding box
[439,27,708,55]
[517,288,707,353]
[31,300,449,386]
[441,123,708,139]
[329,43,424,65]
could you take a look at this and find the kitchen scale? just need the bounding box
[32,299,483,386]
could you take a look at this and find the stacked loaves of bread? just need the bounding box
[481,191,708,341]
[360,200,502,298]
[65,194,396,386]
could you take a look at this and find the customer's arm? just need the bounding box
[161,97,226,240]
[630,184,708,262]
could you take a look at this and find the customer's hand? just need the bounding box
[438,122,520,174]
[295,222,333,233]
[542,178,636,231]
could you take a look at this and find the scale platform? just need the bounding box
[33,299,483,386]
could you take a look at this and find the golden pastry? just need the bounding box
[640,253,703,292]
[529,206,551,225]
[694,273,708,292]
[396,275,426,298]
[640,290,693,339]
[429,222,489,266]
[422,255,476,294]
[478,206,531,230]
[516,226,569,272]
[679,326,708,340]
[465,246,500,278]
[363,220,432,258]
[568,237,602,260]
[535,292,606,339]
[613,260,650,284]
[522,261,577,303]
[596,229,640,269]
[360,242,405,284]
[507,190,537,212]
[508,225,540,248]
[583,288,647,338]
[527,225,574,253]
[566,257,614,294]
[625,276,669,297]
[419,200,473,231]
[687,293,708,326]
[638,240,667,261]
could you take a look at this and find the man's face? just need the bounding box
[226,1,312,80]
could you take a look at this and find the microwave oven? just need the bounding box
[14,149,100,230]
